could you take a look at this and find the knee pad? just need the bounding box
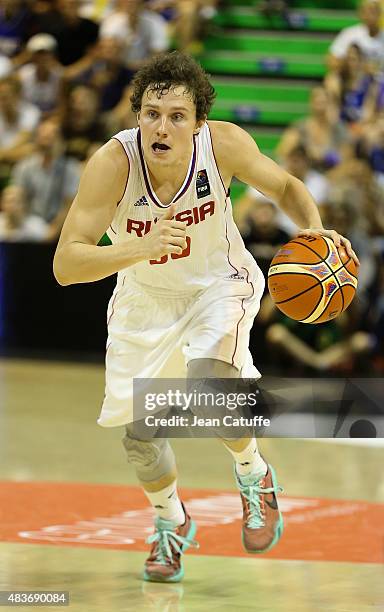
[122,429,167,471]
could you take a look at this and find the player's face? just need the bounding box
[58,0,79,19]
[310,87,328,115]
[285,152,308,179]
[1,186,24,216]
[137,85,204,167]
[360,2,381,29]
[36,119,60,149]
[98,37,124,63]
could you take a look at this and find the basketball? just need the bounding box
[268,235,358,324]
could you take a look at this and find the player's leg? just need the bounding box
[187,357,267,473]
[187,357,283,553]
[123,426,183,523]
[122,426,198,582]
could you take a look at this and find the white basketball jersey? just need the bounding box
[108,123,262,294]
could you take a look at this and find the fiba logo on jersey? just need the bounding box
[196,169,211,199]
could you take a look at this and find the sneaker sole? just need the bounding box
[242,463,284,554]
[143,519,197,583]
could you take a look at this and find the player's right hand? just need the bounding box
[141,203,187,260]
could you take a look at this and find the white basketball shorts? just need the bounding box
[97,273,265,427]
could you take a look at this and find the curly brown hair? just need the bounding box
[130,52,216,121]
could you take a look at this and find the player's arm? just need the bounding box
[53,140,187,285]
[210,121,359,264]
[211,120,322,227]
[326,30,348,73]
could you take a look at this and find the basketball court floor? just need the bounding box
[1,358,383,611]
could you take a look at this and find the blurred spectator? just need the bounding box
[325,43,374,126]
[36,0,99,68]
[369,256,384,369]
[173,0,218,53]
[0,75,40,185]
[144,0,177,22]
[237,199,290,279]
[258,0,291,25]
[17,33,62,114]
[0,0,32,58]
[280,144,330,233]
[0,184,48,241]
[33,1,55,12]
[236,145,330,237]
[78,0,101,19]
[324,189,377,305]
[360,74,384,123]
[11,116,80,241]
[60,83,107,160]
[0,53,11,78]
[328,0,384,74]
[100,0,169,68]
[24,1,57,40]
[284,143,330,205]
[70,33,137,132]
[327,156,384,236]
[261,293,373,374]
[277,86,352,171]
[355,111,384,179]
[71,34,134,112]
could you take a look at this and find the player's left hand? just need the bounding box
[297,228,360,266]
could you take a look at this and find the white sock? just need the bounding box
[225,438,268,477]
[143,481,185,525]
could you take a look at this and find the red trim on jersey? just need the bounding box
[223,197,241,367]
[223,197,256,367]
[232,298,246,366]
[137,130,197,208]
[206,123,230,198]
[111,137,130,207]
[231,267,255,367]
[224,199,240,277]
[173,143,196,202]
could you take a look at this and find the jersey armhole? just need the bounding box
[206,123,231,199]
[111,137,130,207]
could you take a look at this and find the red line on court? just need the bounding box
[0,481,383,564]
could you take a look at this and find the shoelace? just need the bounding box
[146,527,199,566]
[240,480,283,529]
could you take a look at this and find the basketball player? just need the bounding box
[53,52,359,583]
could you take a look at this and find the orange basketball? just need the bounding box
[267,235,358,324]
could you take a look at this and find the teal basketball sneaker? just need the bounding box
[236,462,284,553]
[143,505,198,582]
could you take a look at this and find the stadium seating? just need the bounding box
[209,78,312,128]
[201,0,358,198]
[227,0,359,8]
[213,8,358,32]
